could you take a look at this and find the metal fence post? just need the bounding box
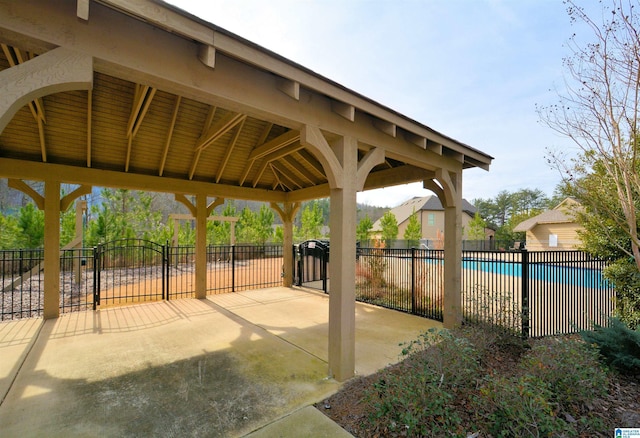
[231,244,236,293]
[521,248,530,339]
[92,246,99,310]
[411,247,416,314]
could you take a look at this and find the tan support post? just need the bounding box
[328,136,358,381]
[436,170,463,329]
[43,180,61,319]
[195,194,207,299]
[271,201,301,287]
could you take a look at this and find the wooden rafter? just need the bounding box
[125,84,156,171]
[271,162,303,189]
[189,111,246,180]
[269,164,292,191]
[215,118,245,183]
[239,122,272,186]
[188,105,216,180]
[87,89,92,167]
[159,95,181,176]
[283,155,315,185]
[247,129,299,161]
[297,150,326,179]
[251,143,303,188]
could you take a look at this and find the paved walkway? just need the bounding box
[0,287,441,437]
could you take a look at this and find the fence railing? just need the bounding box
[334,247,615,338]
[0,242,284,321]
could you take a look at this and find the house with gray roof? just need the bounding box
[513,198,582,250]
[371,195,490,245]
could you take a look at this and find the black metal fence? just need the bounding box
[355,247,444,321]
[0,241,284,321]
[300,244,616,338]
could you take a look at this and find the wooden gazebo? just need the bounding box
[0,0,492,380]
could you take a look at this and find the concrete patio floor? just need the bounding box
[0,287,441,437]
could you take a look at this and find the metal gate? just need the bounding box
[94,239,168,308]
[295,240,329,293]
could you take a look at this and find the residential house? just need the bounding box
[513,198,583,250]
[371,195,491,246]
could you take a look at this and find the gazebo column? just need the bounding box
[195,194,208,299]
[302,125,383,381]
[43,180,61,319]
[176,194,224,299]
[328,136,358,381]
[426,169,463,328]
[271,202,301,287]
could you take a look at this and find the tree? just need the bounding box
[466,212,487,241]
[297,202,324,241]
[379,211,398,246]
[473,189,549,242]
[539,0,640,271]
[538,1,640,326]
[255,204,274,245]
[17,203,44,248]
[403,209,422,247]
[356,214,373,243]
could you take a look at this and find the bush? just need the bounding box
[365,328,479,437]
[519,337,608,409]
[580,317,640,374]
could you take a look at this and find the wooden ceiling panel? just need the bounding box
[41,91,88,164]
[0,106,41,158]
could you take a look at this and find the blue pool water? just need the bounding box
[461,259,609,289]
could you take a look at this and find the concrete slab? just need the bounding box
[0,287,442,437]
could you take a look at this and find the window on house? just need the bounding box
[428,213,435,226]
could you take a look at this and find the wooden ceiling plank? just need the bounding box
[215,118,245,183]
[159,95,181,176]
[247,129,299,161]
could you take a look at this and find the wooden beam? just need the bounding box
[297,150,325,178]
[331,100,355,122]
[77,0,90,20]
[276,77,300,101]
[403,130,426,149]
[247,129,300,161]
[87,89,92,167]
[60,184,92,212]
[0,159,287,203]
[373,118,396,137]
[271,162,303,190]
[7,179,44,210]
[198,44,215,69]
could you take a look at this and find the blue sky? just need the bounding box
[167,0,597,207]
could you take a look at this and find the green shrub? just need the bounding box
[365,328,479,437]
[519,337,608,409]
[580,317,640,374]
[474,374,571,438]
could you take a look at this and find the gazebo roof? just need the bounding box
[0,0,492,202]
